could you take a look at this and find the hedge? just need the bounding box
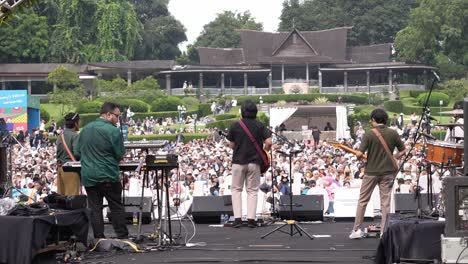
[384,100,404,113]
[431,130,447,140]
[235,93,370,105]
[198,103,211,117]
[98,98,150,113]
[215,113,237,121]
[131,110,198,120]
[76,101,103,113]
[402,104,452,115]
[40,107,50,123]
[409,90,427,98]
[416,92,450,107]
[205,118,238,130]
[151,96,183,112]
[48,133,210,144]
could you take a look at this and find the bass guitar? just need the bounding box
[219,131,271,174]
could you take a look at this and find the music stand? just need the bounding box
[261,147,314,239]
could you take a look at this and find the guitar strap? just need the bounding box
[60,133,76,162]
[238,120,269,167]
[371,128,398,171]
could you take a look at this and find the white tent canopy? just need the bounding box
[269,105,350,139]
[335,106,350,140]
[269,107,298,129]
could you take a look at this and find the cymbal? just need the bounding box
[436,123,463,127]
[439,109,464,115]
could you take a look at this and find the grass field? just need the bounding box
[42,104,75,124]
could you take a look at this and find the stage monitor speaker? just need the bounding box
[107,196,153,224]
[191,196,233,224]
[394,193,437,213]
[278,195,324,221]
[444,177,468,237]
[464,98,468,176]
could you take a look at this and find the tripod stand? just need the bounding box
[261,148,314,239]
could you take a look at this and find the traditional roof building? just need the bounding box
[0,27,434,97]
[161,27,435,96]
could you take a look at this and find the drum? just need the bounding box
[426,140,464,166]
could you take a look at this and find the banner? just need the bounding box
[0,90,28,133]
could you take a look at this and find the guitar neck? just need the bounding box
[329,142,367,160]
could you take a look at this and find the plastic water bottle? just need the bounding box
[133,212,138,225]
[220,214,225,224]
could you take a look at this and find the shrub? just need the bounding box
[215,113,237,121]
[236,94,369,105]
[40,107,50,123]
[151,96,183,112]
[98,98,149,112]
[182,96,200,107]
[409,90,427,98]
[131,110,198,121]
[77,113,100,127]
[384,100,404,113]
[205,118,237,130]
[76,101,103,113]
[198,103,211,117]
[257,112,269,126]
[416,92,450,107]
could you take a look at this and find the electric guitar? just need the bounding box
[219,131,271,174]
[327,141,368,160]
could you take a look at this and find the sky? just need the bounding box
[168,0,284,51]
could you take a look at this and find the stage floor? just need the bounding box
[35,219,380,264]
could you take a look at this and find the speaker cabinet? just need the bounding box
[191,196,233,224]
[278,195,324,221]
[444,177,468,237]
[107,196,153,224]
[394,193,437,213]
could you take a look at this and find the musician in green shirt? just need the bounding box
[56,112,80,195]
[77,102,128,239]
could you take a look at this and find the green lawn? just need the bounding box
[42,104,76,124]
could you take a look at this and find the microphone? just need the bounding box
[431,70,440,82]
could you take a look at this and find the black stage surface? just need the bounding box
[35,219,380,264]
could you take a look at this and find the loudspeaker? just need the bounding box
[191,196,232,223]
[278,195,324,221]
[107,196,153,224]
[444,177,468,237]
[394,193,437,213]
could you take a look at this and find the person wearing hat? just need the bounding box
[350,108,406,239]
[226,100,272,228]
[56,112,81,195]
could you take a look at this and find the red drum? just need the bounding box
[426,140,464,166]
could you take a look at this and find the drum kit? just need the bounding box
[418,110,465,217]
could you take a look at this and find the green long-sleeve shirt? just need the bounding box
[359,125,405,176]
[77,118,125,187]
[56,128,80,163]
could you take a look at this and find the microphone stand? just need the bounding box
[261,132,314,240]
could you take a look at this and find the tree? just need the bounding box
[49,0,140,63]
[0,8,49,62]
[47,66,85,115]
[278,0,416,46]
[133,15,187,60]
[131,0,186,60]
[194,11,263,49]
[395,0,467,79]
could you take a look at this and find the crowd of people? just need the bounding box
[7,111,445,219]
